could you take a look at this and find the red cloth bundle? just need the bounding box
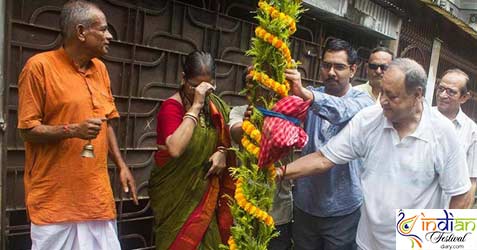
[258,95,311,167]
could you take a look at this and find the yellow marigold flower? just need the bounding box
[260,212,268,221]
[267,35,274,44]
[266,78,274,87]
[238,199,246,207]
[279,12,286,21]
[252,147,260,156]
[245,204,253,213]
[256,210,265,219]
[284,81,290,90]
[261,72,267,80]
[279,84,287,94]
[241,138,249,147]
[241,122,249,131]
[255,28,260,37]
[249,206,257,214]
[263,33,271,41]
[236,192,245,200]
[265,216,274,226]
[246,145,255,154]
[271,37,278,47]
[247,127,254,135]
[251,130,260,140]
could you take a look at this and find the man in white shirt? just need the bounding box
[278,58,471,250]
[354,47,393,101]
[435,68,477,208]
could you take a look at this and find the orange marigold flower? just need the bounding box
[263,33,271,41]
[267,35,274,44]
[265,216,274,226]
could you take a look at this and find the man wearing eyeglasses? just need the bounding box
[435,69,477,208]
[284,38,373,250]
[354,47,394,101]
[278,58,470,250]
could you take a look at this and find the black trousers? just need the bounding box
[292,206,361,250]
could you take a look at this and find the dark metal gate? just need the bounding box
[397,0,477,118]
[2,0,377,249]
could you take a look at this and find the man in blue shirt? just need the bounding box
[285,38,374,250]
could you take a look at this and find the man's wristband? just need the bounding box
[63,124,71,137]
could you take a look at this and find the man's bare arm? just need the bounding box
[449,191,471,209]
[466,178,476,208]
[106,122,138,205]
[19,118,104,143]
[284,151,335,180]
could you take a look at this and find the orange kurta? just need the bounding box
[17,48,119,225]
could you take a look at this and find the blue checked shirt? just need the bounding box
[293,85,374,217]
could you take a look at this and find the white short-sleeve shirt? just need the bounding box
[434,107,477,178]
[320,103,471,250]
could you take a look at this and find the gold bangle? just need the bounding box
[183,114,198,125]
[217,146,227,153]
[185,112,198,120]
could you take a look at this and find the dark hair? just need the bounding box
[389,58,427,95]
[371,46,394,59]
[59,0,101,41]
[441,68,470,94]
[322,38,358,65]
[183,51,215,80]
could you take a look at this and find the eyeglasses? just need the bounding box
[368,63,389,71]
[320,62,350,71]
[436,85,459,97]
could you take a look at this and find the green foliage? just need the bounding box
[223,1,304,249]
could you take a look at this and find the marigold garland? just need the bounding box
[225,1,304,249]
[235,178,275,226]
[254,26,292,67]
[258,1,297,33]
[242,120,262,143]
[249,69,289,97]
[241,136,260,157]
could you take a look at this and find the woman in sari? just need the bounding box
[149,51,234,250]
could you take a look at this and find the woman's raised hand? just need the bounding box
[192,81,216,108]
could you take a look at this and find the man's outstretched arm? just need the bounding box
[281,151,335,180]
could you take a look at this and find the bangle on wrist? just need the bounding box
[185,112,198,119]
[183,113,198,125]
[217,146,227,153]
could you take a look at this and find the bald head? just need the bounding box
[388,58,427,95]
[59,0,103,42]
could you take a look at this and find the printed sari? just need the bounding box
[149,94,234,250]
